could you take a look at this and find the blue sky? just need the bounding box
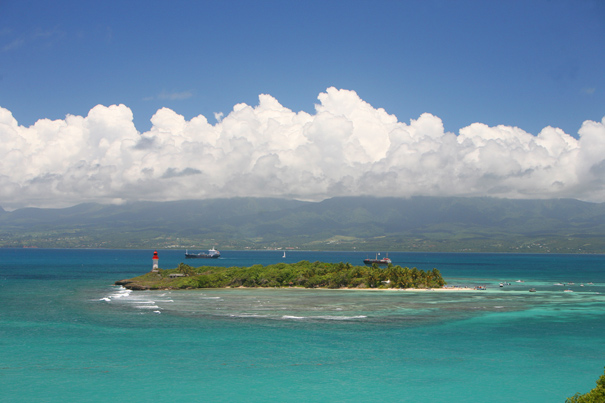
[0,0,604,208]
[2,0,602,135]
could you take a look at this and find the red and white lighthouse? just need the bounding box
[151,250,159,272]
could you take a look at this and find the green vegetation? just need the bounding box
[5,196,605,252]
[116,261,446,290]
[566,367,605,403]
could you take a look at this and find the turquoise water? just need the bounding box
[1,249,604,402]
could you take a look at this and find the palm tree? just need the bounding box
[365,269,380,288]
[385,265,400,288]
[431,268,445,287]
[177,263,195,276]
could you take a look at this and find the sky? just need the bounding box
[0,0,604,209]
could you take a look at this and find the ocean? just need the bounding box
[1,249,604,402]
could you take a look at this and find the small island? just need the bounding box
[115,261,446,290]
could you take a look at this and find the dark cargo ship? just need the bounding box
[185,248,220,259]
[363,253,391,265]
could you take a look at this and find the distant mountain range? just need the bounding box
[2,196,605,252]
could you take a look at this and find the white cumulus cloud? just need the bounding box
[1,87,604,209]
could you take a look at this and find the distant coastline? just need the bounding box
[4,196,605,253]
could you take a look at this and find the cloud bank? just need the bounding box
[1,87,604,209]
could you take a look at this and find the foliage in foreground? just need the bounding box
[566,367,605,403]
[142,261,446,290]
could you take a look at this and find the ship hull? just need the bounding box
[363,259,391,265]
[185,254,220,259]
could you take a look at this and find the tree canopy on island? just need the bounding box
[120,261,446,290]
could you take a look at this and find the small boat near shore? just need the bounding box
[185,248,220,259]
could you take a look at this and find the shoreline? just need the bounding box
[115,280,478,292]
[226,286,479,292]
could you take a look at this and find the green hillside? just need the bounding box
[2,196,605,252]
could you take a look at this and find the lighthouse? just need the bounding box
[151,250,159,272]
